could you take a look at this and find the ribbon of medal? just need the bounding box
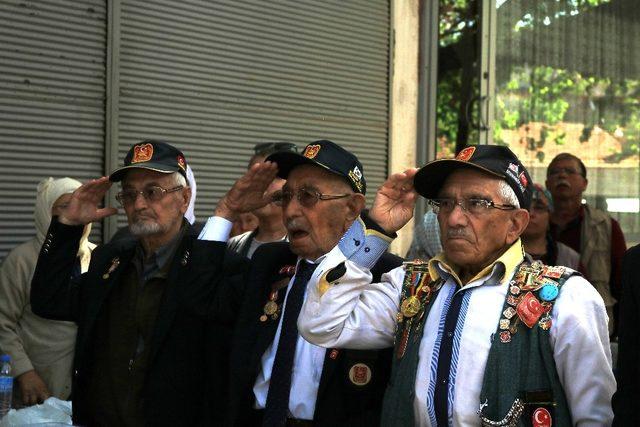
[395,261,438,359]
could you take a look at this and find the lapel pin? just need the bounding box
[102,257,120,280]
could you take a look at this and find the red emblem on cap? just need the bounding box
[519,171,528,187]
[517,291,545,328]
[456,146,476,161]
[177,155,186,171]
[132,143,154,163]
[303,144,321,159]
[532,407,552,427]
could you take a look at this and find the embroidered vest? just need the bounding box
[381,261,576,427]
[479,261,576,426]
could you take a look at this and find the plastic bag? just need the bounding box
[0,397,72,426]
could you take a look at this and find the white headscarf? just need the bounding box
[184,165,197,225]
[34,177,93,268]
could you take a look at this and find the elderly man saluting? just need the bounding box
[30,140,249,426]
[199,139,402,426]
[299,145,615,426]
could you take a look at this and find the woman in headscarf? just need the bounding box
[0,177,95,406]
[522,183,584,272]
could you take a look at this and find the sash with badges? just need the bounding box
[395,260,443,359]
[497,261,564,344]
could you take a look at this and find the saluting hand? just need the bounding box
[215,161,279,221]
[369,168,419,234]
[58,177,118,226]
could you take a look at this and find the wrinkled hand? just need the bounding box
[58,177,118,226]
[215,161,278,221]
[369,168,419,234]
[17,370,51,406]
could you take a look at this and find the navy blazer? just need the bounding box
[226,241,403,426]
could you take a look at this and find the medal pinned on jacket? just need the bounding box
[102,257,120,280]
[260,264,296,322]
[395,260,442,359]
[498,261,564,343]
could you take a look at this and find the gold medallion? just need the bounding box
[263,301,278,316]
[499,319,510,330]
[400,296,421,318]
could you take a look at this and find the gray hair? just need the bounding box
[497,180,520,208]
[169,171,188,188]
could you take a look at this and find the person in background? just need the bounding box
[228,142,297,258]
[184,164,197,225]
[406,210,442,261]
[0,177,95,406]
[230,212,259,238]
[522,184,582,272]
[612,243,640,426]
[546,152,626,336]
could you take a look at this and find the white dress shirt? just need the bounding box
[252,259,327,420]
[199,216,331,420]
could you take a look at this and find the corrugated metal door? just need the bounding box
[116,0,390,224]
[0,0,107,261]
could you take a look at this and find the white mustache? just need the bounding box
[446,228,472,240]
[285,218,305,232]
[555,179,570,187]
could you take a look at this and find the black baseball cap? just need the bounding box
[414,145,533,209]
[266,139,366,194]
[109,140,188,182]
[253,142,298,156]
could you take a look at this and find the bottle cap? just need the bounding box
[0,354,10,363]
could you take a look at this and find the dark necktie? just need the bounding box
[262,261,318,427]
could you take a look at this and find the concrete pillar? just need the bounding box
[388,0,420,256]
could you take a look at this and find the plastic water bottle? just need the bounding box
[0,354,12,418]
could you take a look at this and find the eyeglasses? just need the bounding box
[428,198,516,216]
[116,185,183,206]
[253,142,298,155]
[547,167,583,177]
[271,188,351,208]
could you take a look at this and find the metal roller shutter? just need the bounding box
[0,0,106,260]
[116,0,390,226]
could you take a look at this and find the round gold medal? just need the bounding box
[263,301,278,316]
[400,295,421,318]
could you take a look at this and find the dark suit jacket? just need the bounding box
[31,219,246,426]
[226,241,403,426]
[612,244,640,426]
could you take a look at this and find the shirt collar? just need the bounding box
[427,238,525,288]
[135,223,186,281]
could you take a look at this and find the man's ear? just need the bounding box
[507,208,530,245]
[346,193,366,221]
[180,187,192,213]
